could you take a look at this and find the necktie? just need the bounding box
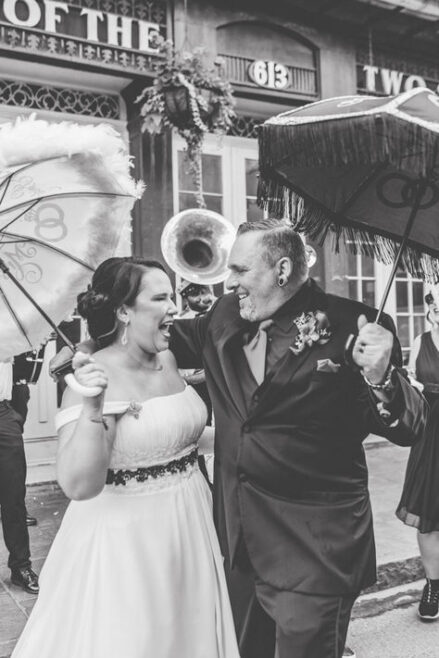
[243,320,273,385]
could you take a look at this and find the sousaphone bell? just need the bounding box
[161,208,236,285]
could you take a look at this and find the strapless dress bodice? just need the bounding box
[55,385,208,470]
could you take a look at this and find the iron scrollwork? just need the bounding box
[0,79,121,119]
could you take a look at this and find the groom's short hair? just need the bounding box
[237,219,308,283]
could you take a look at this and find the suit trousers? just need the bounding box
[226,550,357,658]
[0,401,31,571]
[11,384,30,424]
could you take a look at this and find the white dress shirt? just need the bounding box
[0,360,13,401]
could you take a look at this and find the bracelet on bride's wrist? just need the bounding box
[89,417,108,430]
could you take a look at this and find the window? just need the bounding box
[394,268,426,362]
[173,134,260,227]
[325,239,427,362]
[343,241,376,307]
[173,135,262,300]
[177,152,223,213]
[245,158,264,222]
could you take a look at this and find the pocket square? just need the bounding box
[316,359,341,373]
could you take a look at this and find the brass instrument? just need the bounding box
[161,208,236,285]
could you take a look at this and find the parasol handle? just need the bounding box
[50,354,103,397]
[64,372,103,398]
[344,179,427,367]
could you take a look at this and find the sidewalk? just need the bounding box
[352,441,423,620]
[0,442,418,656]
[0,484,68,658]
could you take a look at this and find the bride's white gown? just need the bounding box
[12,386,240,658]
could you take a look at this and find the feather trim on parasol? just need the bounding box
[0,116,144,360]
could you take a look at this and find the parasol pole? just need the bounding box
[344,179,428,368]
[375,179,428,324]
[0,257,75,351]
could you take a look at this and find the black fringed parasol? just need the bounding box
[258,87,439,317]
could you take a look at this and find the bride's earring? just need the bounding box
[121,320,129,346]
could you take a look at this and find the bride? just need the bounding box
[12,257,240,658]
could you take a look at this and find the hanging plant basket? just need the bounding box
[163,86,191,127]
[137,38,236,207]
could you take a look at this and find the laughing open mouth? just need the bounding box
[159,321,173,337]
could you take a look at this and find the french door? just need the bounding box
[173,134,262,228]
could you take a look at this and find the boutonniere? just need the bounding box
[290,310,332,356]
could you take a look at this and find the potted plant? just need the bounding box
[137,38,236,207]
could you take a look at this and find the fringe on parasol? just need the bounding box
[257,113,439,281]
[258,176,439,282]
[258,113,439,184]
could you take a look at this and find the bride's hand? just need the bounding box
[72,351,108,396]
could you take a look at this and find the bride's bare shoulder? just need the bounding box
[91,346,119,367]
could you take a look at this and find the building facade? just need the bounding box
[0,0,436,479]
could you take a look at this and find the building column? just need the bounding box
[122,80,175,261]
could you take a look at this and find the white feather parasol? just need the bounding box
[0,116,144,360]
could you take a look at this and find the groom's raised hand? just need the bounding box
[352,314,394,396]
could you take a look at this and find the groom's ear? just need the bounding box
[276,257,293,281]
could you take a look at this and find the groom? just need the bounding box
[169,219,427,658]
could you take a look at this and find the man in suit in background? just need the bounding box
[170,218,427,658]
[0,359,39,594]
[11,350,45,528]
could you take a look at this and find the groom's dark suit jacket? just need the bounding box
[170,279,427,596]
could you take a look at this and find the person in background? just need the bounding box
[397,287,439,621]
[10,383,36,528]
[177,280,216,320]
[0,358,39,594]
[11,349,46,528]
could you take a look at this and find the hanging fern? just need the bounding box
[137,38,236,207]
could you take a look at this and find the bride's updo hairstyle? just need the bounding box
[77,257,166,348]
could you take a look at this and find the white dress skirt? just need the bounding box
[12,386,240,658]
